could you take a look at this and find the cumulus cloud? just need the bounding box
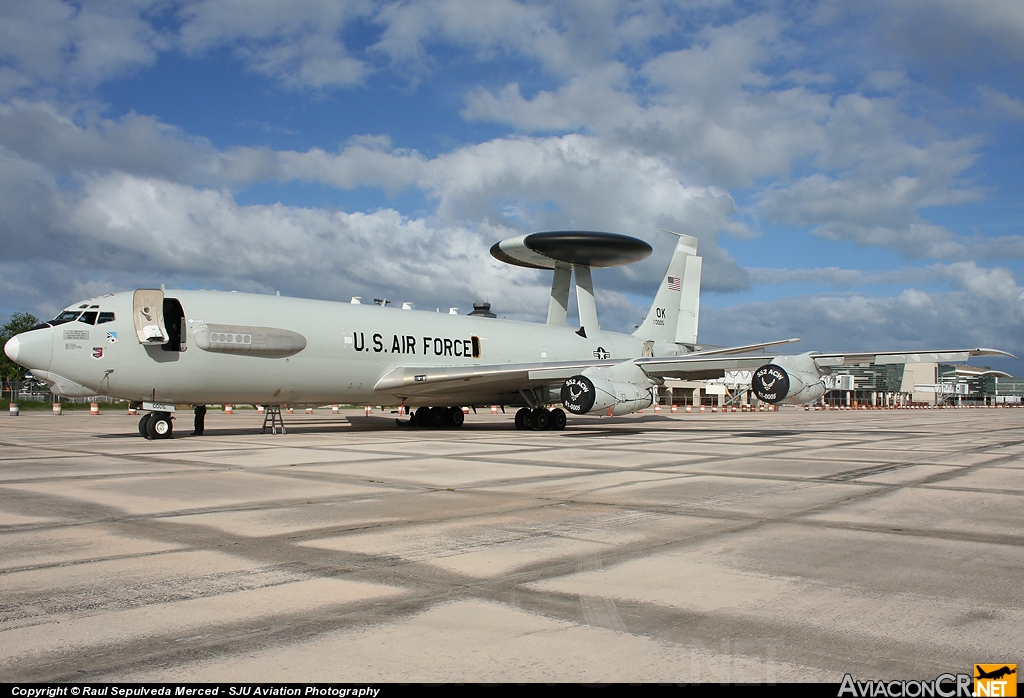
[979,87,1024,121]
[0,0,166,92]
[209,131,755,293]
[372,0,676,78]
[3,169,550,320]
[701,282,1024,365]
[178,0,373,89]
[0,123,753,331]
[0,100,214,182]
[881,0,1024,73]
[749,262,1024,297]
[460,64,640,133]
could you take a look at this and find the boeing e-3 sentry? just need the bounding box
[4,230,1012,439]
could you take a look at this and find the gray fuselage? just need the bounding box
[21,290,669,407]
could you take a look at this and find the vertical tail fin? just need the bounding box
[632,232,702,346]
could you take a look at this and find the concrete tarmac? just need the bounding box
[0,406,1021,682]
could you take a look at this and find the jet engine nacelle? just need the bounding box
[751,352,827,405]
[561,360,656,417]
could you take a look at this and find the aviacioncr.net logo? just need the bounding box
[974,665,1017,697]
[838,673,973,697]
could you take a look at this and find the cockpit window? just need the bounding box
[50,311,81,326]
[97,312,115,324]
[78,311,98,325]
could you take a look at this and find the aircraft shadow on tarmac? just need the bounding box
[95,414,802,440]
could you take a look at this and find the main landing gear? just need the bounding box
[515,407,566,431]
[398,405,466,429]
[139,411,173,440]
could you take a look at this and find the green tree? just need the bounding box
[1,312,40,381]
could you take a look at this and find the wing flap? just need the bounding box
[636,354,776,379]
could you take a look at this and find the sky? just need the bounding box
[2,0,1023,374]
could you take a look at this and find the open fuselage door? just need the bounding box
[133,289,168,343]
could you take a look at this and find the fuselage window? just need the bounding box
[50,311,81,326]
[78,312,98,325]
[97,312,115,324]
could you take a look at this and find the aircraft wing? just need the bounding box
[373,358,618,400]
[685,338,801,356]
[373,343,1016,404]
[633,346,1016,382]
[373,346,802,401]
[633,354,784,380]
[809,348,1015,367]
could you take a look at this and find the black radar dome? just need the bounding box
[490,231,653,270]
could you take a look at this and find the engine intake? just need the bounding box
[751,364,790,404]
[752,354,827,405]
[561,374,654,416]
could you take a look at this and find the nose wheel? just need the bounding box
[140,412,173,439]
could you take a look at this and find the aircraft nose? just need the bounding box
[5,328,53,372]
[4,335,18,363]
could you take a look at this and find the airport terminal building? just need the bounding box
[664,361,1023,409]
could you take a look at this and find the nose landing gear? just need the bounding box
[139,412,173,439]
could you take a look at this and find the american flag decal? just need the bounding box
[667,276,681,291]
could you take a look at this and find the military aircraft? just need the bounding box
[3,230,1012,439]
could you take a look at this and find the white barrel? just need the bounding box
[53,402,62,415]
[332,404,339,414]
[9,402,19,416]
